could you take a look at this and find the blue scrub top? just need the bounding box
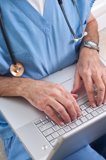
[0,0,95,138]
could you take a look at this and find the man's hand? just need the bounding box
[72,48,106,107]
[22,79,81,125]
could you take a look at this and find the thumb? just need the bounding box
[71,71,82,94]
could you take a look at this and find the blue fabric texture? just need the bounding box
[64,145,105,160]
[0,0,102,160]
[3,133,32,160]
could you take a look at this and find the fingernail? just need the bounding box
[98,102,102,106]
[72,116,77,121]
[91,103,96,108]
[60,122,65,126]
[77,112,81,117]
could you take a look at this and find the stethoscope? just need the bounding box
[58,0,88,42]
[0,0,87,77]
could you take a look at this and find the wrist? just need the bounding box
[19,78,33,98]
[79,47,99,58]
[0,77,28,97]
[81,40,99,53]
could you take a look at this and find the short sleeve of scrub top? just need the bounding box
[0,0,95,139]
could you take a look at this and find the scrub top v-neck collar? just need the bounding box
[27,0,45,16]
[9,0,53,33]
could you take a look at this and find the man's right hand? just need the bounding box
[21,79,81,125]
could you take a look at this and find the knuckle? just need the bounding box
[92,70,98,76]
[45,106,50,113]
[44,96,50,105]
[50,90,58,97]
[37,100,46,109]
[98,86,105,92]
[87,89,93,95]
[58,107,64,114]
[66,101,71,107]
[83,70,91,77]
[55,84,65,92]
[71,111,77,116]
[55,83,61,88]
[50,113,56,119]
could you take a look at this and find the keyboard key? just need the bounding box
[52,125,60,131]
[91,111,98,117]
[80,117,87,123]
[86,108,93,113]
[50,139,58,147]
[34,120,42,125]
[42,120,49,125]
[82,110,88,116]
[63,126,71,132]
[96,108,103,114]
[43,128,54,137]
[102,105,106,111]
[69,122,77,129]
[80,105,86,111]
[51,132,59,139]
[39,122,53,132]
[86,114,93,120]
[92,107,97,110]
[58,129,65,135]
[75,120,82,126]
[46,135,53,141]
[35,122,43,128]
[85,102,90,107]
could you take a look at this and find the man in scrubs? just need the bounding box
[0,0,106,159]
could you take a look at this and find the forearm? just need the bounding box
[83,15,99,44]
[0,76,27,97]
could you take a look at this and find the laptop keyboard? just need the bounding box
[34,96,106,147]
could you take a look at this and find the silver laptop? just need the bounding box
[0,57,106,160]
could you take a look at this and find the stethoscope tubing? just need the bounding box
[58,0,84,40]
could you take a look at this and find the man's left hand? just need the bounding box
[72,48,106,107]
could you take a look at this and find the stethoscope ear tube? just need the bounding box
[0,13,16,64]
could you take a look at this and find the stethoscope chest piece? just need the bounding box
[10,63,24,77]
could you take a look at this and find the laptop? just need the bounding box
[0,57,106,160]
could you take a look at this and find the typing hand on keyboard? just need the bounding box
[23,79,81,126]
[34,96,106,147]
[71,51,106,107]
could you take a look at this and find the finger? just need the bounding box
[50,99,71,123]
[93,75,105,106]
[99,75,106,104]
[71,100,81,117]
[102,75,106,103]
[72,70,82,94]
[82,76,96,107]
[66,94,81,119]
[102,75,106,104]
[44,106,64,126]
[55,93,80,121]
[71,93,78,99]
